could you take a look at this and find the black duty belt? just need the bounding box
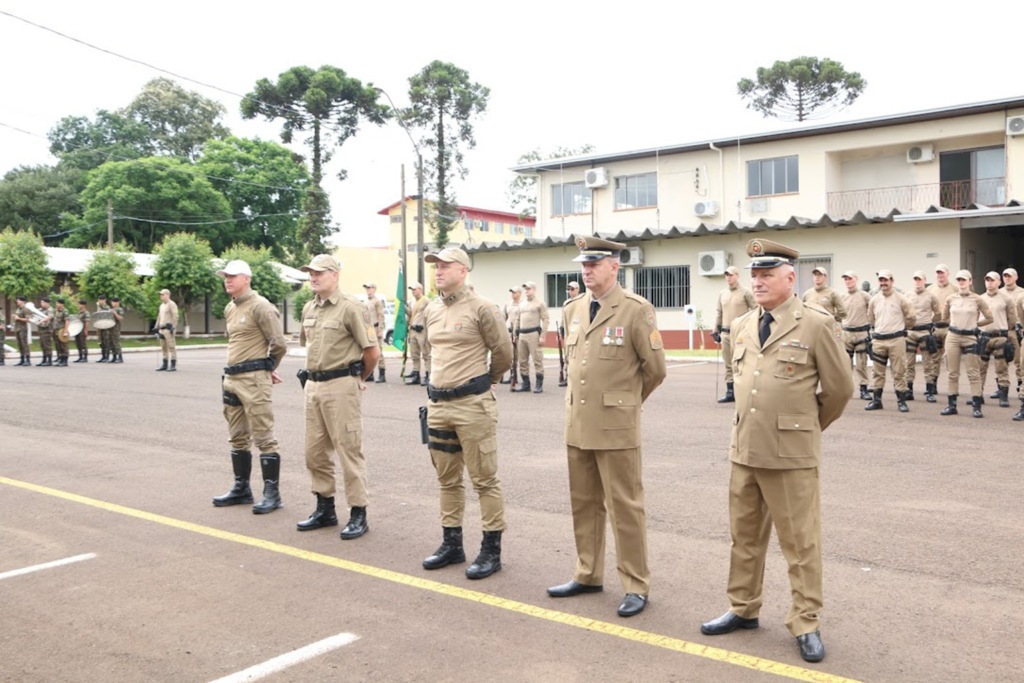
[872,330,906,340]
[911,324,933,331]
[307,362,364,382]
[843,324,871,332]
[427,374,491,402]
[987,329,1009,338]
[516,326,542,335]
[934,322,950,329]
[720,326,731,334]
[224,357,274,375]
[950,326,978,336]
[411,325,424,332]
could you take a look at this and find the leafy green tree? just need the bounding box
[404,61,489,249]
[151,232,219,337]
[211,244,291,316]
[76,243,144,312]
[240,65,390,253]
[0,228,53,298]
[123,78,231,161]
[292,283,314,323]
[48,109,153,171]
[196,137,310,262]
[64,157,233,254]
[507,145,596,218]
[737,57,867,122]
[0,165,84,237]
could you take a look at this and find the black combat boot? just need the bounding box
[73,350,84,363]
[558,376,568,388]
[58,355,68,366]
[865,389,883,410]
[296,493,338,531]
[718,382,735,403]
[940,394,958,416]
[859,385,872,400]
[169,359,177,372]
[423,527,466,569]
[156,359,168,371]
[925,382,937,403]
[533,374,544,394]
[465,530,502,580]
[1013,397,1024,421]
[113,353,123,363]
[897,390,909,413]
[340,506,368,540]
[375,367,385,383]
[966,395,985,406]
[14,355,25,366]
[404,371,421,385]
[998,385,1010,408]
[989,387,1001,399]
[906,382,914,401]
[38,354,52,367]
[0,354,5,366]
[499,372,511,384]
[512,374,531,392]
[423,372,429,385]
[971,396,984,418]
[212,450,254,506]
[97,351,108,363]
[252,453,282,514]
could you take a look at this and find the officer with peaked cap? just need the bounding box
[547,235,666,618]
[700,238,851,664]
[715,265,756,402]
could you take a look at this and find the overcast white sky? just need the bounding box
[1,1,1020,247]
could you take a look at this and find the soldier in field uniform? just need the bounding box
[13,296,32,366]
[73,299,91,363]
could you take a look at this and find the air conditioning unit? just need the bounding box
[584,167,609,188]
[907,144,934,164]
[619,246,644,266]
[698,250,729,276]
[1007,116,1024,137]
[694,200,719,218]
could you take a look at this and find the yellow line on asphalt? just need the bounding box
[1,476,860,683]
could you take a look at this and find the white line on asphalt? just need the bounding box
[0,552,97,581]
[208,632,360,683]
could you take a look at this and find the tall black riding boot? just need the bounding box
[940,394,958,416]
[897,390,909,413]
[212,450,254,506]
[998,385,1010,408]
[296,493,338,531]
[925,382,937,403]
[906,382,914,401]
[156,359,168,372]
[466,530,502,580]
[971,396,984,418]
[423,527,466,569]
[533,374,544,394]
[375,367,385,383]
[865,389,883,410]
[718,382,735,403]
[252,453,282,514]
[340,506,368,539]
[169,359,177,372]
[512,374,531,392]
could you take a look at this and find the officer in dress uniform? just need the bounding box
[363,283,387,383]
[865,270,916,412]
[700,238,851,664]
[801,266,847,322]
[940,270,993,418]
[52,298,70,367]
[978,272,1017,408]
[109,296,125,363]
[35,297,54,366]
[404,282,431,385]
[211,260,289,515]
[546,235,667,619]
[715,265,757,402]
[13,296,31,366]
[73,299,90,363]
[512,281,550,393]
[296,255,380,540]
[420,247,513,580]
[839,272,873,400]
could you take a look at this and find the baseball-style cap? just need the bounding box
[300,254,341,273]
[362,282,376,288]
[877,269,894,280]
[572,234,626,263]
[159,288,170,295]
[985,271,1000,281]
[745,238,799,269]
[955,269,972,280]
[841,271,857,279]
[523,281,537,289]
[913,270,927,280]
[1003,268,1018,277]
[425,247,471,269]
[724,265,740,276]
[567,280,580,290]
[812,266,828,276]
[217,259,252,277]
[935,264,950,273]
[408,282,423,290]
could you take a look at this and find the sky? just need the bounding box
[1,1,1020,248]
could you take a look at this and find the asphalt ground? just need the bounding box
[1,347,1022,683]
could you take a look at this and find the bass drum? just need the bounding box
[92,311,116,330]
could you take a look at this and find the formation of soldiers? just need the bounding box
[4,294,125,367]
[715,263,1024,420]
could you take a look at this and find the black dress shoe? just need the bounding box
[796,631,825,662]
[700,611,759,635]
[617,593,647,617]
[546,580,603,598]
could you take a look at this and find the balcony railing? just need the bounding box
[827,178,1006,217]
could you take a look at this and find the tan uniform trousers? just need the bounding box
[979,336,1010,389]
[568,445,650,596]
[728,463,822,637]
[427,392,505,531]
[924,327,948,383]
[905,330,929,385]
[870,335,908,392]
[222,371,278,453]
[304,375,368,505]
[516,330,544,378]
[721,332,735,383]
[159,329,177,360]
[944,331,982,396]
[408,329,430,374]
[375,334,386,369]
[842,330,869,387]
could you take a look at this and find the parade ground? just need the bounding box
[1,347,1021,682]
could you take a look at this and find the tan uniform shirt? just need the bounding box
[564,284,667,450]
[907,289,941,326]
[409,295,430,330]
[840,289,871,328]
[981,290,1016,331]
[927,282,957,322]
[365,295,386,338]
[802,285,847,322]
[224,289,287,369]
[516,297,549,334]
[157,300,179,329]
[425,285,512,388]
[868,291,915,333]
[301,290,373,372]
[716,285,756,331]
[729,295,852,469]
[944,292,994,330]
[503,300,520,331]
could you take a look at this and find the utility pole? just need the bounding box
[400,165,407,283]
[107,199,114,251]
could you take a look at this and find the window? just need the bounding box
[552,182,591,216]
[747,156,798,197]
[614,172,657,209]
[495,222,504,234]
[479,220,489,232]
[939,146,1006,208]
[633,265,690,308]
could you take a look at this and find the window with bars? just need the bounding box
[633,265,690,308]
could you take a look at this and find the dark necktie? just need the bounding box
[759,312,773,346]
[589,299,600,323]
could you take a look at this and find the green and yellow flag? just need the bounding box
[392,264,408,352]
